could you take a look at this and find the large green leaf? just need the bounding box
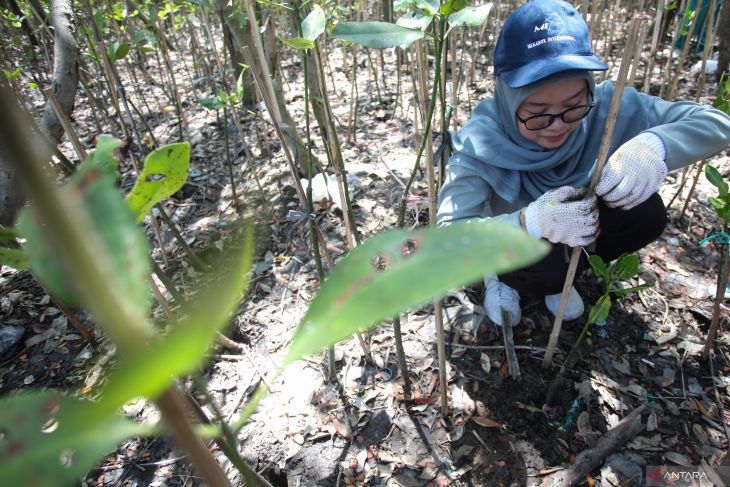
[396,11,433,31]
[448,3,493,28]
[413,0,439,15]
[18,160,151,312]
[331,21,424,49]
[284,220,548,364]
[98,227,254,412]
[588,254,606,278]
[0,391,153,487]
[439,0,466,15]
[82,135,122,178]
[125,142,190,223]
[302,4,325,41]
[614,253,639,281]
[705,165,728,195]
[107,41,130,62]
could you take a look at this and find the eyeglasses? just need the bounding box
[517,103,596,131]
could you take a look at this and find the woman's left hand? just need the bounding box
[595,132,667,209]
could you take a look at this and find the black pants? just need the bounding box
[499,193,668,297]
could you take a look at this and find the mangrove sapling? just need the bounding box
[331,1,494,411]
[700,164,730,362]
[545,253,650,406]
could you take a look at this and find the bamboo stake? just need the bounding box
[667,4,701,99]
[542,16,642,369]
[643,0,666,93]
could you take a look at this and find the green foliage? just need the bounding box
[331,21,424,49]
[284,220,548,364]
[18,145,151,311]
[125,142,191,222]
[396,11,433,31]
[679,8,696,37]
[279,36,315,50]
[0,231,252,487]
[447,3,493,28]
[439,0,466,15]
[585,253,649,327]
[301,4,326,40]
[712,73,730,116]
[83,135,123,176]
[2,131,251,486]
[0,247,28,269]
[0,391,154,487]
[107,40,130,62]
[705,165,730,224]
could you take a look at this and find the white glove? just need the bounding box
[483,275,521,327]
[595,132,667,209]
[524,186,599,247]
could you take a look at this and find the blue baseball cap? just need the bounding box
[493,0,607,88]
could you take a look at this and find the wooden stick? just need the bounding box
[667,5,701,100]
[502,310,521,380]
[539,406,646,486]
[542,16,642,369]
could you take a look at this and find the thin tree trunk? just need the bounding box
[716,0,729,84]
[0,0,79,226]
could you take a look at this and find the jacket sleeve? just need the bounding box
[643,97,730,172]
[437,164,522,227]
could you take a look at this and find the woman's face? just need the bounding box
[516,78,589,149]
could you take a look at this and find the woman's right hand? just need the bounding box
[524,186,598,247]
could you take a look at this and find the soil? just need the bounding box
[1,6,730,487]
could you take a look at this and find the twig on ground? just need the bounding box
[539,406,646,486]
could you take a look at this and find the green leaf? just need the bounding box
[439,0,466,15]
[98,228,253,411]
[587,294,611,325]
[614,253,640,281]
[331,21,424,49]
[610,283,651,297]
[2,68,20,80]
[124,142,191,223]
[448,3,493,28]
[93,11,105,31]
[82,135,122,178]
[279,36,315,50]
[107,41,130,62]
[413,0,439,15]
[395,11,433,31]
[302,4,325,41]
[18,160,151,312]
[198,96,226,110]
[588,254,607,278]
[0,247,28,269]
[236,67,246,101]
[394,0,415,11]
[284,220,548,364]
[0,391,153,487]
[705,165,728,195]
